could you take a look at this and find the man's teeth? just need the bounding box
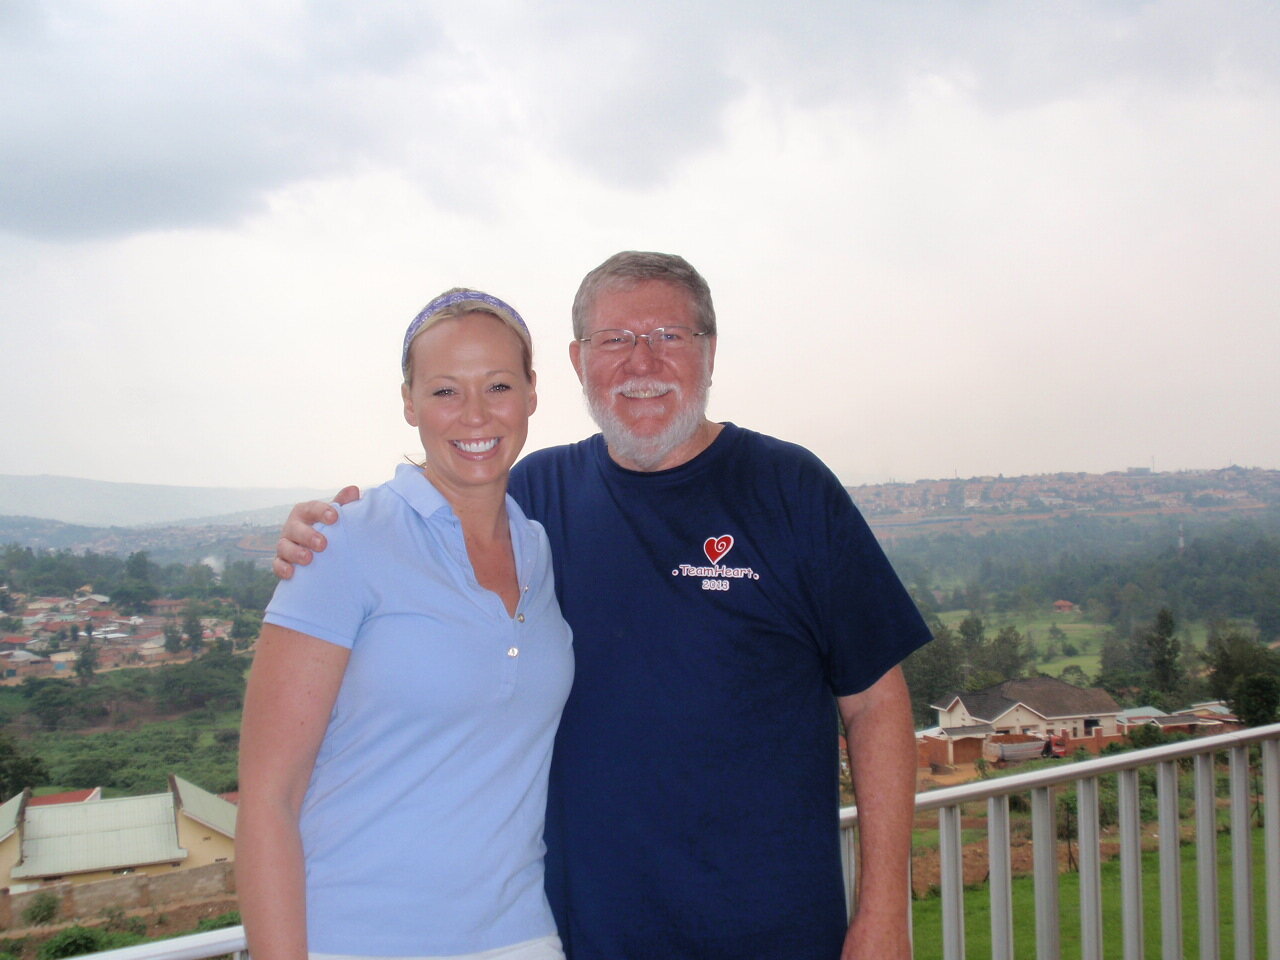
[454,438,499,454]
[621,387,670,399]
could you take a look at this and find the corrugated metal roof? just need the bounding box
[172,776,236,838]
[940,722,994,738]
[0,791,23,842]
[12,793,186,879]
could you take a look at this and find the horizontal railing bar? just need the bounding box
[80,927,246,960]
[841,722,1280,823]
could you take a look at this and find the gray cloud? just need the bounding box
[3,1,1275,241]
[0,2,450,239]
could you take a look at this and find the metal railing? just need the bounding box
[840,721,1280,959]
[74,721,1280,960]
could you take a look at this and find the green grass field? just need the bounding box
[909,827,1272,959]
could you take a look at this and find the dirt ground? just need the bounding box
[908,762,1149,898]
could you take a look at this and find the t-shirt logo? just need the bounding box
[674,534,760,592]
[703,534,734,564]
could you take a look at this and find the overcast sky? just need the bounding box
[2,1,1277,491]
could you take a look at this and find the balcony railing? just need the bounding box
[81,721,1280,960]
[840,721,1280,960]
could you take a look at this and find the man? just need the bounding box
[275,252,931,959]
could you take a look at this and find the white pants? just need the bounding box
[312,935,564,960]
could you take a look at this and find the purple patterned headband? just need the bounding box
[401,290,529,377]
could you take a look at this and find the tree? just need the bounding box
[0,733,48,799]
[182,604,205,654]
[1059,664,1091,687]
[74,637,98,684]
[984,625,1029,680]
[1202,622,1280,702]
[902,623,963,726]
[1143,608,1184,694]
[230,609,262,644]
[1231,674,1280,727]
[163,618,184,654]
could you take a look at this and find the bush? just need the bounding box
[37,927,101,960]
[37,925,144,960]
[21,892,60,927]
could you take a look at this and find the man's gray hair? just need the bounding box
[571,251,717,339]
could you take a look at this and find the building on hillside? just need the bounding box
[932,675,1122,740]
[1116,706,1168,731]
[0,776,235,893]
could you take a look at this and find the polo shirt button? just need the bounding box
[507,647,519,657]
[516,613,526,623]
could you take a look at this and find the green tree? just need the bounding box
[983,625,1029,680]
[74,638,98,684]
[221,559,276,611]
[902,623,963,726]
[30,683,78,730]
[182,604,205,654]
[163,618,183,654]
[230,609,262,645]
[1231,673,1280,726]
[0,733,48,800]
[1143,608,1183,693]
[1202,622,1280,702]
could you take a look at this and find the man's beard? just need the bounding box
[584,373,711,472]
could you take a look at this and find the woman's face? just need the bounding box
[401,311,536,502]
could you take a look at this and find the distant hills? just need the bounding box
[0,474,333,527]
[1,468,1277,567]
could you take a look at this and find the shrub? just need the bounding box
[37,926,101,960]
[21,892,60,927]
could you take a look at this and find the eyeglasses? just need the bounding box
[576,326,711,355]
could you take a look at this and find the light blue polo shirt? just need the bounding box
[263,464,574,957]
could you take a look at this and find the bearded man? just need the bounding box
[275,251,931,960]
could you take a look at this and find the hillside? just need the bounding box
[0,474,332,527]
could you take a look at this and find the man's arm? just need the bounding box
[272,486,361,579]
[837,666,916,960]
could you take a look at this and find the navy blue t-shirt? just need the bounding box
[509,423,931,960]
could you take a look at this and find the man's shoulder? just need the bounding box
[725,425,842,486]
[512,436,600,481]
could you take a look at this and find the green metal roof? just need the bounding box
[12,792,186,879]
[171,775,236,838]
[0,791,23,843]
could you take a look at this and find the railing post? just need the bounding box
[840,814,857,919]
[1230,744,1255,960]
[1031,785,1060,959]
[1157,759,1183,960]
[939,804,966,960]
[988,794,1014,960]
[1263,737,1280,960]
[1077,776,1102,960]
[1194,751,1221,960]
[1117,767,1144,960]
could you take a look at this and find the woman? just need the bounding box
[236,290,573,960]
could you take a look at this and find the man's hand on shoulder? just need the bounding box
[272,486,361,580]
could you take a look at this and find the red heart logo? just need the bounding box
[703,535,734,564]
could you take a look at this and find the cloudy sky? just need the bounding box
[2,1,1277,492]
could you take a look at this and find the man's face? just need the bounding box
[570,279,716,471]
